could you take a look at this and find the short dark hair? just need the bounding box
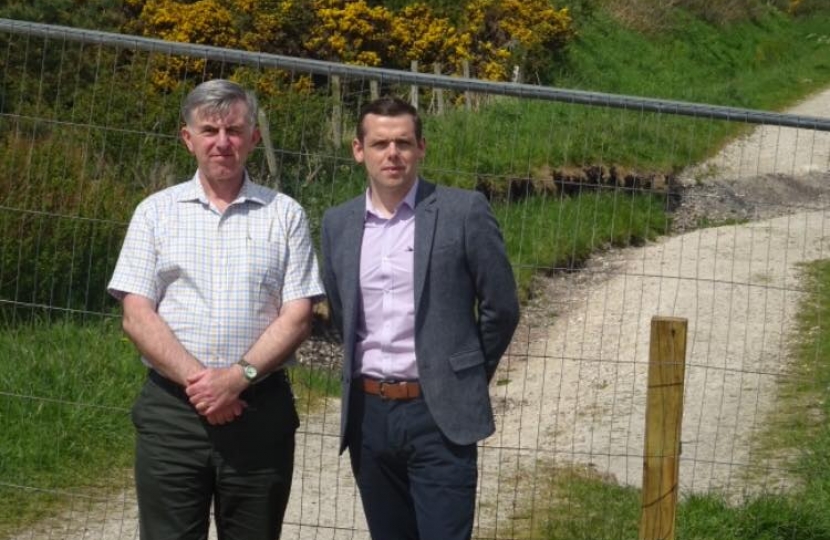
[356,97,423,142]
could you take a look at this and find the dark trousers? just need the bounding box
[132,370,299,540]
[348,389,478,540]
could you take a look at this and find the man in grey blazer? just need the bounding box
[321,97,520,540]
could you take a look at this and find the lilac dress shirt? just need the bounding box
[355,182,419,381]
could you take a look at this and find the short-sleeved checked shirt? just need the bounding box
[108,173,324,369]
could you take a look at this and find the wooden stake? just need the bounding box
[640,316,687,540]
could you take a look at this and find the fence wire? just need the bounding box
[1,18,829,540]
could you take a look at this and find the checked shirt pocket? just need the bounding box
[243,239,284,299]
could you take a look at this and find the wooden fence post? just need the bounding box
[410,60,419,109]
[462,59,472,111]
[331,75,342,148]
[257,107,279,191]
[432,63,444,115]
[640,316,687,540]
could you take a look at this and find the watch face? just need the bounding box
[243,365,257,380]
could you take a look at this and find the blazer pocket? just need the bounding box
[432,240,459,253]
[448,349,485,373]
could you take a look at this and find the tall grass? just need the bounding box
[559,7,830,109]
[415,6,830,191]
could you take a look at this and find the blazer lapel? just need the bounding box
[414,181,438,308]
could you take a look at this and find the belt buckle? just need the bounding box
[378,381,391,399]
[378,380,401,400]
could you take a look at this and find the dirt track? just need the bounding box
[475,87,830,536]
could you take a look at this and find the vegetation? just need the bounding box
[0,317,141,537]
[559,5,830,108]
[496,191,669,300]
[122,0,573,87]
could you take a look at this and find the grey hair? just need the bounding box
[181,79,258,128]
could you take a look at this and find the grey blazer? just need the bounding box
[321,180,520,452]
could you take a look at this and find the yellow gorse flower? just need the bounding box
[126,0,573,87]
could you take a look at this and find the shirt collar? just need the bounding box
[177,170,268,207]
[364,178,419,219]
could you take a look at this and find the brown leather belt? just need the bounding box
[362,378,421,400]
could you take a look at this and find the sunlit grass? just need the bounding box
[495,191,670,300]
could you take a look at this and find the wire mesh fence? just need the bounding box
[1,18,829,540]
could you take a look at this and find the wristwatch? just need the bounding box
[237,358,258,384]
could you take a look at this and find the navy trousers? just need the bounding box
[132,370,299,540]
[348,389,478,540]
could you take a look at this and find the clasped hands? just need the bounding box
[185,366,248,426]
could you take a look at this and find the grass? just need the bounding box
[495,190,670,300]
[526,260,830,539]
[694,216,750,229]
[559,7,830,110]
[0,317,142,537]
[290,360,342,411]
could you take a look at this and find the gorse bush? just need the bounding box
[123,0,574,86]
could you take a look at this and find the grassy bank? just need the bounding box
[529,260,830,539]
[560,7,830,110]
[419,5,830,186]
[496,191,670,300]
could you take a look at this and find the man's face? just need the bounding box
[181,100,260,186]
[353,113,425,196]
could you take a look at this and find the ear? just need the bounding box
[251,127,261,146]
[352,137,365,163]
[181,126,194,153]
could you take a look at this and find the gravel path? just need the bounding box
[475,87,830,536]
[12,89,830,540]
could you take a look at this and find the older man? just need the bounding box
[108,79,323,540]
